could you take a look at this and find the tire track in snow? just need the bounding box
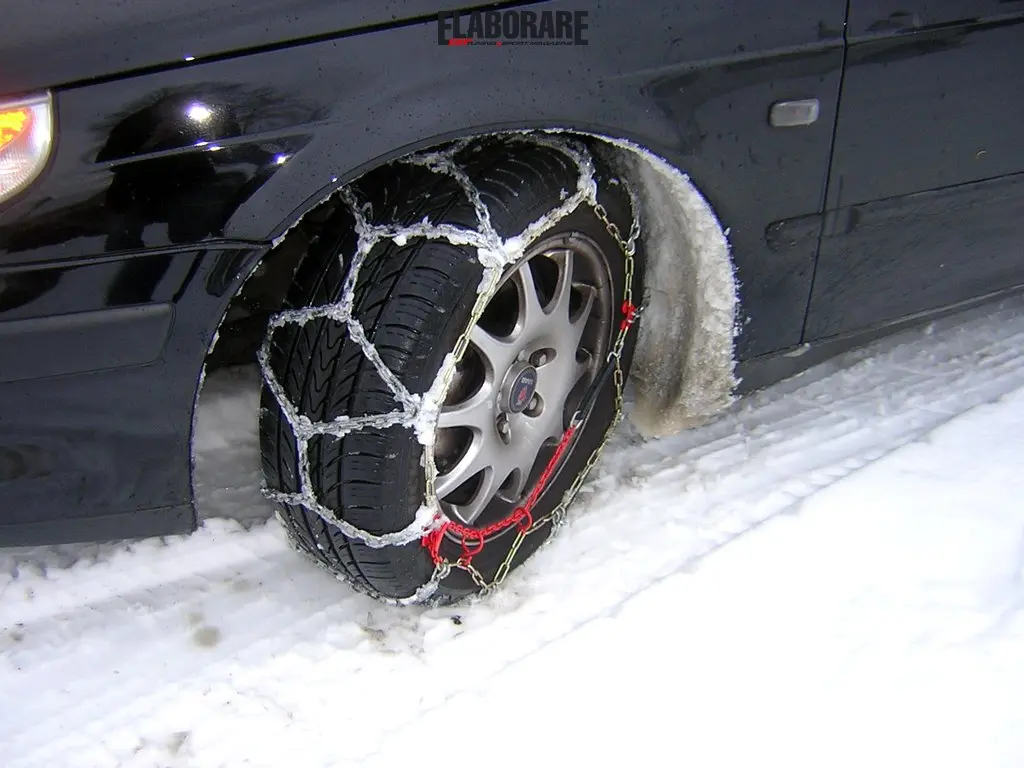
[2,296,1024,767]
[559,303,1024,593]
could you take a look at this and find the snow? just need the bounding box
[596,135,737,438]
[375,384,1024,768]
[3,294,1024,766]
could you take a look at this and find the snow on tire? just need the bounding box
[258,136,645,603]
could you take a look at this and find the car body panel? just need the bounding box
[805,173,1024,339]
[833,3,1024,206]
[804,2,1024,340]
[0,246,261,546]
[0,0,533,95]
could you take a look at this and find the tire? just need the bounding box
[259,136,645,602]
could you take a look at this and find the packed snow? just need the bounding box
[597,135,737,437]
[3,295,1024,767]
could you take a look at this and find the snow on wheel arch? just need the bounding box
[585,134,738,437]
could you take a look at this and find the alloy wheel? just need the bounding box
[434,233,613,527]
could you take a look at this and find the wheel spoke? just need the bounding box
[469,325,517,374]
[451,465,503,525]
[512,436,545,487]
[514,261,546,336]
[516,408,565,453]
[574,348,594,387]
[550,249,575,319]
[435,431,494,499]
[569,284,597,346]
[505,468,529,499]
[437,385,495,431]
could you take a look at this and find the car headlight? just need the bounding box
[0,93,54,205]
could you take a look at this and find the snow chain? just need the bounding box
[259,133,642,605]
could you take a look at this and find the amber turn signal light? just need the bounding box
[0,93,54,204]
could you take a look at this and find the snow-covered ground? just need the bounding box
[3,295,1024,768]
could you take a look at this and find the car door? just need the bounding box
[803,1,1024,340]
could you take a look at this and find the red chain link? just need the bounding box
[422,423,578,566]
[619,301,638,333]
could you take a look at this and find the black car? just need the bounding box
[1,2,1022,603]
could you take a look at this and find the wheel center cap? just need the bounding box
[501,362,538,414]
